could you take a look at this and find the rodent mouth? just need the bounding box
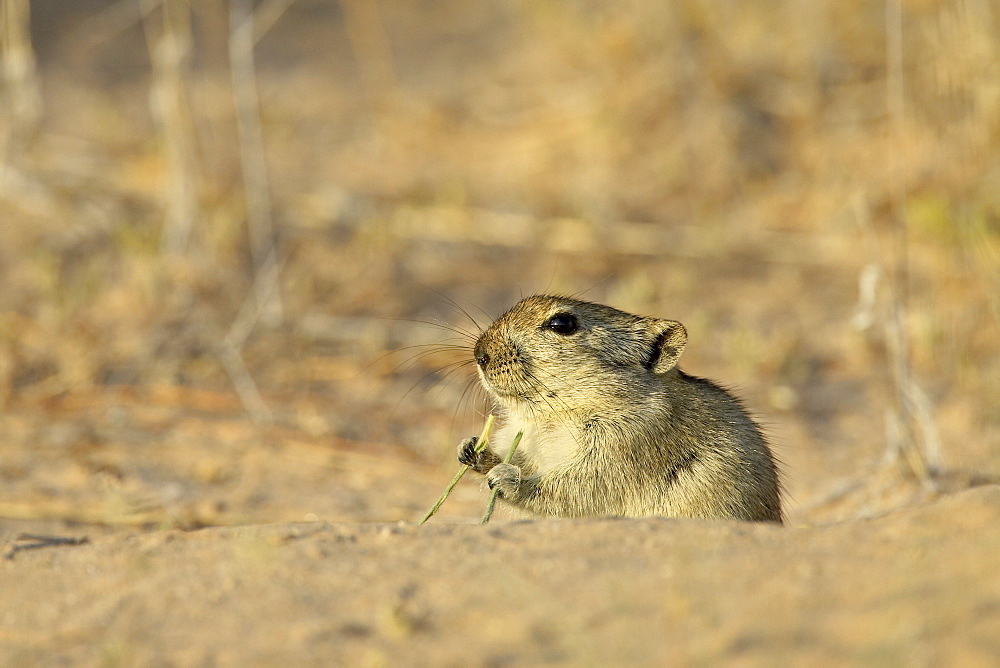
[477,372,527,403]
[490,388,524,401]
[481,381,522,400]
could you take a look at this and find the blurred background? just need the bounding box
[0,0,996,532]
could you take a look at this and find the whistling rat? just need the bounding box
[458,295,782,522]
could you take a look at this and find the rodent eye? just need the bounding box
[544,313,579,335]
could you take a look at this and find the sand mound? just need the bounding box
[3,486,997,664]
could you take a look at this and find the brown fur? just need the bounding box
[459,295,782,522]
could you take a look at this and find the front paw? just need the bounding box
[457,436,480,468]
[486,463,521,499]
[458,436,502,473]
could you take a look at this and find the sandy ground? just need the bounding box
[2,485,998,665]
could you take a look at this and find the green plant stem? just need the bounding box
[418,414,495,525]
[480,430,523,524]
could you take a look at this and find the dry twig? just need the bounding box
[3,533,89,561]
[144,0,199,255]
[0,0,42,156]
[230,0,283,324]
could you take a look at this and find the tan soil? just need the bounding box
[2,486,998,665]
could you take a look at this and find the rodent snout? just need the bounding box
[474,339,491,369]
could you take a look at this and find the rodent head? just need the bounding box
[474,295,687,418]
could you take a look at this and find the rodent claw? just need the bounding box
[457,436,479,467]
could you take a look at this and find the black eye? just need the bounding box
[544,313,579,335]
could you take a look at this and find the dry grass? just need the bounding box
[0,0,997,529]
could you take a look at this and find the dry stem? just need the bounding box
[418,414,495,525]
[480,430,523,524]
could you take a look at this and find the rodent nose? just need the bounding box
[474,339,490,369]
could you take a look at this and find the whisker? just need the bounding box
[356,338,470,379]
[430,289,487,337]
[570,274,615,301]
[388,342,471,358]
[431,360,477,396]
[467,301,495,327]
[383,346,469,376]
[451,374,489,439]
[407,282,486,338]
[395,317,480,342]
[520,366,588,451]
[390,358,475,416]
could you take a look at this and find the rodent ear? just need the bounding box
[648,320,687,373]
